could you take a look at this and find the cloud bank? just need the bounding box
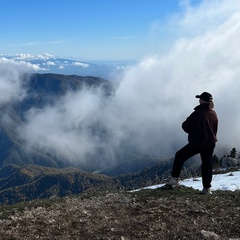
[2,0,240,167]
[0,62,27,104]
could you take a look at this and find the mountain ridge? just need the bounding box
[0,73,114,170]
[0,164,119,205]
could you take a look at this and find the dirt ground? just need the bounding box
[0,186,239,240]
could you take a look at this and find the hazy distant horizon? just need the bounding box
[0,53,134,79]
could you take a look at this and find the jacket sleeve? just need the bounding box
[182,112,197,134]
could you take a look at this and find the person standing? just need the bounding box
[166,92,218,194]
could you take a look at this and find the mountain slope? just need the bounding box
[0,73,114,169]
[0,164,119,205]
[0,72,167,175]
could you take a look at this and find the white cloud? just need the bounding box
[0,57,44,71]
[178,0,240,33]
[15,53,35,60]
[44,61,56,66]
[72,62,89,68]
[21,42,38,46]
[37,53,55,59]
[20,89,109,162]
[0,63,26,104]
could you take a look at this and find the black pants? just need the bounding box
[172,143,215,188]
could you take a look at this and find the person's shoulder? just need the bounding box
[209,109,218,117]
[194,105,206,112]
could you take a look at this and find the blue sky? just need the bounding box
[0,0,200,61]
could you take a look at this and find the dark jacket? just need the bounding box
[182,103,218,147]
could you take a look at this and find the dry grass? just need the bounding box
[0,186,239,240]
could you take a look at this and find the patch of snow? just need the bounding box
[134,170,240,192]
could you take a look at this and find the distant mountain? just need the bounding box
[0,157,202,205]
[0,73,114,169]
[0,73,161,173]
[100,157,161,176]
[0,53,133,79]
[0,157,172,205]
[0,164,119,205]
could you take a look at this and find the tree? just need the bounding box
[212,155,221,169]
[230,148,237,158]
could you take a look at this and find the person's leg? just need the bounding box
[200,146,215,188]
[172,143,200,178]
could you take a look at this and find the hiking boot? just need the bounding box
[201,187,212,195]
[165,176,180,187]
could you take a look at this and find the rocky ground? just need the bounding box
[0,186,239,240]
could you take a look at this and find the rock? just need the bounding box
[201,230,220,239]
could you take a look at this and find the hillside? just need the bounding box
[0,159,175,205]
[0,187,239,239]
[0,73,114,170]
[0,164,119,205]
[0,73,162,175]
